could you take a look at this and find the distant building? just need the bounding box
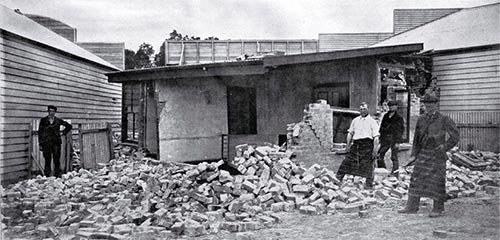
[25,14,125,70]
[0,5,122,183]
[319,8,461,51]
[163,39,319,65]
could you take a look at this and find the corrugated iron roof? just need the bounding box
[318,33,394,51]
[373,3,500,52]
[0,5,119,70]
[393,8,462,34]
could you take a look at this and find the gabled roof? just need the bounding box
[373,3,500,52]
[0,5,119,70]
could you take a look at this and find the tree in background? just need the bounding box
[124,49,136,70]
[124,43,155,69]
[134,43,155,69]
[154,43,165,67]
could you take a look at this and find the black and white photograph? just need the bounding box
[0,0,499,239]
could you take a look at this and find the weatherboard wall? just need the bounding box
[434,45,500,152]
[0,31,122,183]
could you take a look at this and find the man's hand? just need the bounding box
[436,144,445,152]
[345,144,351,153]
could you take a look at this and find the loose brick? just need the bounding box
[301,174,315,184]
[292,185,310,194]
[222,221,241,232]
[270,202,285,212]
[336,190,349,202]
[299,205,318,215]
[374,189,390,200]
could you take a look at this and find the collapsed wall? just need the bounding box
[287,100,335,165]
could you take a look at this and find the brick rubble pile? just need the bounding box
[2,146,499,239]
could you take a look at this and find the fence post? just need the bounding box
[78,124,84,169]
[107,123,114,160]
[28,122,33,178]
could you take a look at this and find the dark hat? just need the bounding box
[421,94,439,103]
[47,105,57,111]
[388,100,398,106]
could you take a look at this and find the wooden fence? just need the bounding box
[78,122,114,170]
[444,111,500,152]
[29,121,116,176]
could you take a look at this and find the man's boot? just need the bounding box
[336,172,345,184]
[429,200,445,218]
[391,159,399,178]
[398,196,420,214]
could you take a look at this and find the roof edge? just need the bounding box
[263,43,423,67]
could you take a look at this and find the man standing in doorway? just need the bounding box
[377,100,405,177]
[398,93,459,217]
[336,102,380,189]
[39,105,72,177]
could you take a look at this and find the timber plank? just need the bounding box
[1,35,114,75]
[3,68,121,95]
[433,60,500,71]
[433,53,500,66]
[2,100,120,113]
[437,77,500,86]
[438,72,498,81]
[1,91,121,110]
[0,164,29,174]
[2,61,120,94]
[1,87,120,108]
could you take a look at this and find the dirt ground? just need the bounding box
[188,193,499,240]
[4,150,500,240]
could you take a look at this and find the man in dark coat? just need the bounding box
[377,100,405,177]
[38,105,72,177]
[336,102,380,189]
[398,94,459,218]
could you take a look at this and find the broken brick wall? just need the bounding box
[287,100,335,165]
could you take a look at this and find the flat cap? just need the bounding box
[421,93,439,103]
[388,100,398,106]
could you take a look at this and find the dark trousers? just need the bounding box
[406,195,445,212]
[42,144,61,176]
[378,140,399,172]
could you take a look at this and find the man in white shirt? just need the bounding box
[336,102,380,189]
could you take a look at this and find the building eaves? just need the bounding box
[263,43,423,67]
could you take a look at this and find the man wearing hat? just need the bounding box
[38,105,73,177]
[399,93,459,217]
[377,99,405,177]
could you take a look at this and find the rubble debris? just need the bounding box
[450,150,500,171]
[2,144,499,239]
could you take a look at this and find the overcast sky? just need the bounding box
[1,0,498,51]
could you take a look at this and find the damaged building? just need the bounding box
[107,43,423,163]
